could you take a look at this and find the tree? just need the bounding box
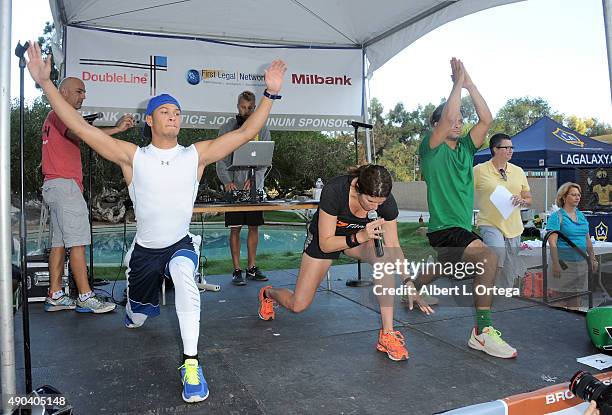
[489,97,555,136]
[564,115,612,137]
[36,22,60,86]
[369,97,384,126]
[268,131,353,195]
[387,102,407,127]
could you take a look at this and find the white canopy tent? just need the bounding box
[48,0,523,161]
[10,0,612,411]
[49,0,522,76]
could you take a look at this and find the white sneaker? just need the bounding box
[76,295,116,314]
[468,326,517,359]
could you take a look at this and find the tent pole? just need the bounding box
[603,0,612,106]
[362,48,372,163]
[1,0,18,412]
[545,167,549,213]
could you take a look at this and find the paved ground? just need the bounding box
[7,263,607,414]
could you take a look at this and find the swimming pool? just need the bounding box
[24,224,307,266]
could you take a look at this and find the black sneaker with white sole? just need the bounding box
[246,266,268,281]
[232,269,247,286]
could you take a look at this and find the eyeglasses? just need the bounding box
[496,146,514,150]
[499,169,508,181]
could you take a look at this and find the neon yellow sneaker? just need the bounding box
[178,358,209,403]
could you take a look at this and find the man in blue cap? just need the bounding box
[26,40,286,403]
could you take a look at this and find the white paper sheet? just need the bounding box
[576,353,612,370]
[489,185,516,220]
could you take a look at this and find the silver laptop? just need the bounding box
[228,141,275,170]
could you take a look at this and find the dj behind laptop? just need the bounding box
[222,141,275,204]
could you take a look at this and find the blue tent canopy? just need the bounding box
[473,116,612,169]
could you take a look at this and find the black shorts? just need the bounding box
[427,227,482,264]
[225,211,264,227]
[303,226,343,260]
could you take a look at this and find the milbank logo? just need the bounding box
[186,68,265,85]
[79,55,167,95]
[552,127,584,147]
[291,73,352,86]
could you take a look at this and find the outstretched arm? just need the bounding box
[194,60,287,167]
[462,65,493,148]
[429,58,464,149]
[26,41,136,168]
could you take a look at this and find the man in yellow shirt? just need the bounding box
[474,133,532,288]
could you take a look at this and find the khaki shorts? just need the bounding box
[479,226,526,289]
[42,178,90,248]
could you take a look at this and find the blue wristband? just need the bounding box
[263,89,282,100]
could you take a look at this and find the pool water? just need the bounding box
[25,224,307,266]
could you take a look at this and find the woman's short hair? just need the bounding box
[347,164,393,198]
[556,182,581,207]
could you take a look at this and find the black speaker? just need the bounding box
[25,254,69,302]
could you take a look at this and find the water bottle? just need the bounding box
[314,178,323,201]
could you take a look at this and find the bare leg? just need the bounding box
[265,253,332,313]
[69,245,93,295]
[462,239,498,309]
[229,226,242,270]
[247,226,259,269]
[345,241,397,332]
[48,246,66,294]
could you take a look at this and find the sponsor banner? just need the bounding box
[66,26,363,131]
[444,371,612,414]
[81,108,356,131]
[559,153,612,166]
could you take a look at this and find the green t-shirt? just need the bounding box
[419,130,478,233]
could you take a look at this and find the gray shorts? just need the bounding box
[479,225,526,288]
[42,178,91,248]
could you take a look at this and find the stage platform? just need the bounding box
[7,264,607,414]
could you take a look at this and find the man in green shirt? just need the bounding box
[415,58,517,359]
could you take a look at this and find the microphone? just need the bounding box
[367,210,384,257]
[83,112,103,124]
[349,120,373,130]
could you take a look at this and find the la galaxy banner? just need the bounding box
[552,127,612,166]
[64,26,363,131]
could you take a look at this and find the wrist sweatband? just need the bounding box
[346,233,360,248]
[263,89,282,100]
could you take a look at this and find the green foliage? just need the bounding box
[489,97,555,136]
[268,130,353,195]
[10,97,50,198]
[563,115,612,137]
[36,22,60,87]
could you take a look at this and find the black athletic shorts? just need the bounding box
[303,225,345,260]
[427,227,482,264]
[225,211,264,227]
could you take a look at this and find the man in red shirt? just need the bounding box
[42,76,134,313]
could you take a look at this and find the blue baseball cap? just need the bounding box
[142,94,181,138]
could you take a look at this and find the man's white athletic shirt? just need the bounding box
[128,143,199,248]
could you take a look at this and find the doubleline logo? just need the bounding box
[79,55,167,96]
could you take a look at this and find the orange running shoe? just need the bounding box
[258,285,275,320]
[376,329,409,361]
